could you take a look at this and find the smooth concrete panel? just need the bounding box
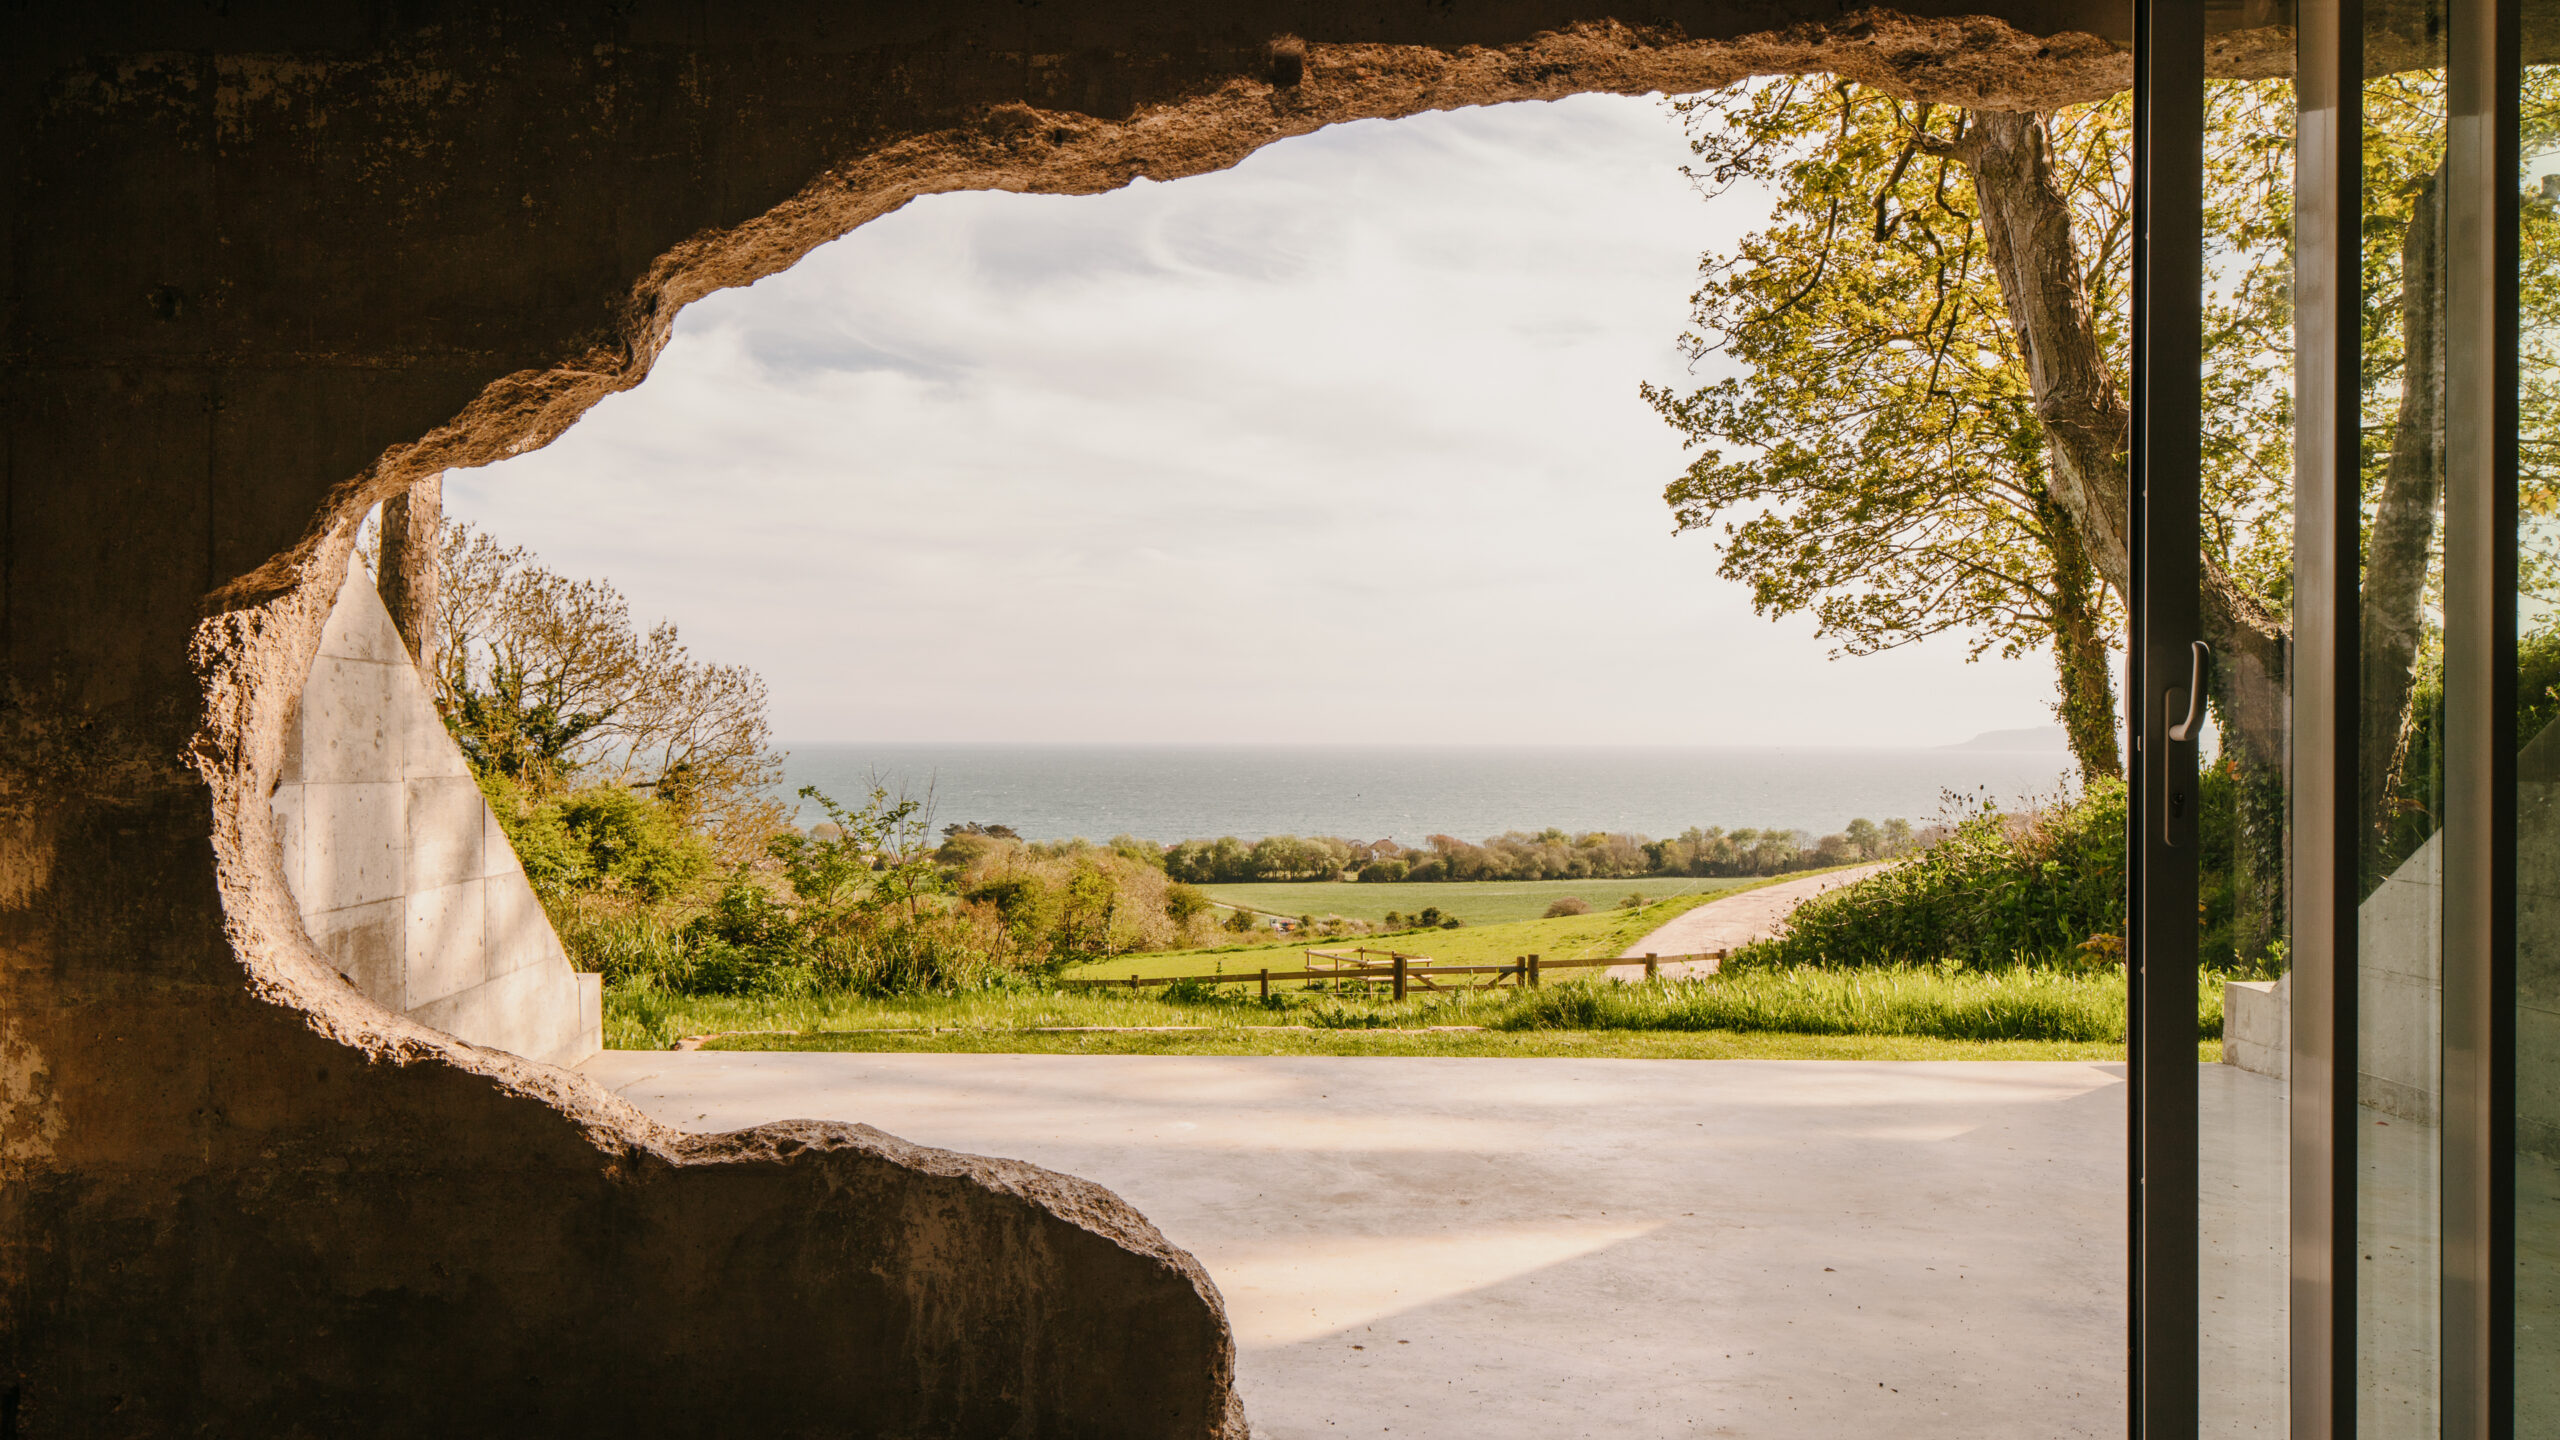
[394,663,470,781]
[405,774,487,891]
[2360,835,2443,1125]
[413,959,593,1067]
[271,553,601,1061]
[485,874,568,981]
[307,897,408,1008]
[315,566,408,664]
[405,880,490,1009]
[301,780,407,910]
[298,656,400,783]
[2224,976,2288,1081]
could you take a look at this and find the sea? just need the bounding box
[771,742,2079,845]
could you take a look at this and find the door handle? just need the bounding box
[2166,640,2209,743]
[2163,641,2209,846]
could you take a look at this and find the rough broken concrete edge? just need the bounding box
[181,522,1247,1428]
[202,11,2298,613]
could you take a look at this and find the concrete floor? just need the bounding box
[2199,1065,2289,1437]
[587,1053,2132,1438]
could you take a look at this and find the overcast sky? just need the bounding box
[447,92,2063,748]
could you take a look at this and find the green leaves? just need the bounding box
[1734,780,2128,971]
[1645,83,2102,674]
[767,784,944,920]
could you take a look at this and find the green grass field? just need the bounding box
[1058,890,1733,983]
[1200,875,1752,926]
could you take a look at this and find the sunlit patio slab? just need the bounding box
[585,1053,2137,1438]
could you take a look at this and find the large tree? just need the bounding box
[1643,81,2131,783]
[1656,70,2560,906]
[1649,80,2302,787]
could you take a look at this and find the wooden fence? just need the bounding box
[1060,947,1730,1002]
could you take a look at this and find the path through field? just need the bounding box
[1607,863,1890,980]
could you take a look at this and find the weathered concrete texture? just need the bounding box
[273,552,601,1066]
[0,2,2294,1435]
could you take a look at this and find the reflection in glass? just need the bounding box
[2357,24,2448,1438]
[2198,74,2299,1438]
[2515,18,2560,1431]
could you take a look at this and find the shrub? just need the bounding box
[480,774,710,901]
[478,771,587,894]
[1618,892,1646,909]
[1358,860,1410,883]
[553,786,712,900]
[1544,897,1593,918]
[1736,780,2126,970]
[948,835,1218,958]
[1164,882,1214,927]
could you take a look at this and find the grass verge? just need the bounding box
[609,962,2208,1061]
[700,1027,2157,1061]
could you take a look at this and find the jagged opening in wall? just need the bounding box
[257,80,2215,1437]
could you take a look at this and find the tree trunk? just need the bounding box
[1960,109,2291,773]
[2360,160,2447,875]
[379,472,442,672]
[2044,495,2123,784]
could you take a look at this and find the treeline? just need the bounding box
[1160,819,1924,885]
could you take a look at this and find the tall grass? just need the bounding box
[1495,967,2204,1044]
[606,964,2205,1050]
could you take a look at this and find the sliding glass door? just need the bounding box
[2165,0,2547,1431]
[2513,0,2560,1421]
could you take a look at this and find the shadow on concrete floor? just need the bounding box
[589,1053,2143,1438]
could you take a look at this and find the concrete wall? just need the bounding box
[2219,838,2440,1124]
[2360,833,2445,1123]
[271,554,600,1067]
[2,4,2291,1436]
[2225,975,2289,1080]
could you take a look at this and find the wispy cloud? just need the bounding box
[449,94,2061,746]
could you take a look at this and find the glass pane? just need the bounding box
[2515,8,2560,1428]
[2198,71,2298,1439]
[2357,13,2449,1435]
